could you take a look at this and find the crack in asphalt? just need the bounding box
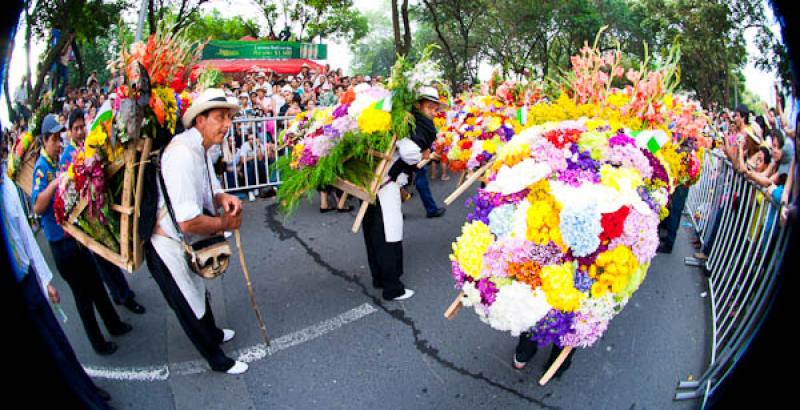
[265,204,559,409]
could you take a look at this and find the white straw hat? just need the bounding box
[182,88,240,128]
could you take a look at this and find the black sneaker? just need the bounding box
[513,333,537,369]
[94,341,118,356]
[109,322,133,336]
[426,208,446,218]
[123,298,146,314]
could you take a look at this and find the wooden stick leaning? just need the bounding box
[234,229,271,346]
[443,159,494,206]
[443,291,464,320]
[538,346,573,385]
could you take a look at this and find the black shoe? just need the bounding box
[109,322,132,336]
[94,341,118,356]
[259,188,277,198]
[96,387,111,401]
[426,208,446,218]
[656,242,673,254]
[513,333,537,369]
[123,298,145,314]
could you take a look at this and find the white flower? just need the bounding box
[485,282,552,336]
[461,281,482,307]
[485,158,551,196]
[510,200,530,239]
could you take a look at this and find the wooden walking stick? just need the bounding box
[234,229,271,346]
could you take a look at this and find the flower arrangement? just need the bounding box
[277,46,447,213]
[434,95,524,173]
[450,121,659,347]
[448,33,708,351]
[6,131,35,180]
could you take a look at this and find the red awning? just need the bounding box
[191,59,326,77]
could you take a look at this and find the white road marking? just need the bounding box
[83,303,378,382]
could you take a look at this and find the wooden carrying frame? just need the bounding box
[61,138,153,273]
[332,136,397,233]
[13,144,40,197]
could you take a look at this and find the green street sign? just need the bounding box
[202,40,328,60]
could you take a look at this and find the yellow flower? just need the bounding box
[590,246,639,297]
[450,221,494,279]
[483,139,498,154]
[607,92,630,108]
[525,183,564,247]
[486,115,502,132]
[541,263,585,311]
[600,164,642,193]
[67,164,75,180]
[358,106,392,134]
[492,141,531,171]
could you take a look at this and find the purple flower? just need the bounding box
[477,278,498,305]
[528,241,564,266]
[609,132,636,147]
[333,104,350,119]
[642,149,670,187]
[451,260,466,288]
[530,310,576,348]
[574,269,594,292]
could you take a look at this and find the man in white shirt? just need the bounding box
[146,89,248,375]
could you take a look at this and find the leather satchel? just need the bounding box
[157,151,231,279]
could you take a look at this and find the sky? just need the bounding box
[0,0,784,126]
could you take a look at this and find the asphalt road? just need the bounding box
[40,175,708,409]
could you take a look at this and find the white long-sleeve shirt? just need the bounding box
[2,168,54,294]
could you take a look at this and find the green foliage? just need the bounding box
[181,9,261,42]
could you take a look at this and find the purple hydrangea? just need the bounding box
[530,310,576,348]
[477,278,499,305]
[574,268,594,293]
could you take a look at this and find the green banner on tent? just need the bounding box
[202,40,327,60]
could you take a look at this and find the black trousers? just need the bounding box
[49,237,124,350]
[144,241,234,372]
[515,332,575,371]
[363,202,405,299]
[19,269,110,409]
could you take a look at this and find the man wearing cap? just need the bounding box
[60,108,146,315]
[412,88,447,219]
[146,89,248,374]
[362,86,448,301]
[32,114,132,356]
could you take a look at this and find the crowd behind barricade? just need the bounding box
[692,85,797,264]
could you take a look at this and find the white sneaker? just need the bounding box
[225,361,248,375]
[248,191,256,202]
[222,329,235,343]
[389,289,415,301]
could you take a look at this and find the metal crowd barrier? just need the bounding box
[218,115,295,193]
[676,150,791,407]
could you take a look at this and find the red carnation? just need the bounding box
[600,206,630,241]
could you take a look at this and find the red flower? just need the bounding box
[460,140,473,150]
[600,206,630,241]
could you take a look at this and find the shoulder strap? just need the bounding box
[155,152,188,245]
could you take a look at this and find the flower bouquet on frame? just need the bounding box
[110,21,203,146]
[447,30,708,360]
[435,95,525,173]
[277,46,448,213]
[54,112,125,253]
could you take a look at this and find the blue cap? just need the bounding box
[42,114,65,135]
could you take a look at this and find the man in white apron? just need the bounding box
[145,89,248,374]
[363,87,447,301]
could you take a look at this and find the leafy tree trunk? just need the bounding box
[31,31,74,107]
[392,0,411,56]
[4,25,16,122]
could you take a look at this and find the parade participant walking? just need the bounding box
[362,87,447,301]
[60,108,145,314]
[32,114,132,356]
[3,166,112,408]
[145,89,248,374]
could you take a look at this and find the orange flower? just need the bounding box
[509,261,543,289]
[340,89,356,105]
[150,95,166,126]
